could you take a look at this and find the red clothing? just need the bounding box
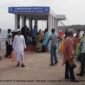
[64,37,74,63]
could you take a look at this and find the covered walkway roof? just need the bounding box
[9,7,50,20]
[8,6,66,31]
[8,6,66,20]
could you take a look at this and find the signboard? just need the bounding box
[8,7,50,13]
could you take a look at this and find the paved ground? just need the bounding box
[0,51,85,85]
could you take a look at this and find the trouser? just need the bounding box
[5,43,9,57]
[80,53,85,76]
[65,61,75,81]
[50,45,57,65]
[8,45,12,57]
[32,36,36,46]
[42,45,47,52]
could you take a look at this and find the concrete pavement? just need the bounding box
[0,52,84,85]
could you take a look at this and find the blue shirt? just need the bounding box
[32,28,37,37]
[42,32,49,46]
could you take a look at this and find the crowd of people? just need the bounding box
[0,26,85,82]
[59,29,85,82]
[0,26,51,67]
[4,25,51,55]
[20,25,50,52]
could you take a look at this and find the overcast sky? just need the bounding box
[0,0,85,29]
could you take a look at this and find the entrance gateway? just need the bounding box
[8,6,66,32]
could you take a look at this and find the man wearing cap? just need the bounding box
[13,29,26,67]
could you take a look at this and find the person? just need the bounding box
[77,33,85,76]
[26,29,33,51]
[13,29,26,67]
[21,27,26,38]
[42,28,49,52]
[47,28,58,66]
[21,26,27,44]
[32,25,37,46]
[74,32,80,55]
[35,31,43,52]
[6,34,13,58]
[64,30,78,82]
[5,29,12,58]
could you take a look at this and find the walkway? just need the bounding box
[0,52,84,85]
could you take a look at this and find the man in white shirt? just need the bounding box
[13,29,26,67]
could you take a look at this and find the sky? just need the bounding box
[0,0,85,30]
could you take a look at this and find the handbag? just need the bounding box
[70,62,76,69]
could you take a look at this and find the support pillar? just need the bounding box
[29,19,32,30]
[24,16,26,26]
[46,19,48,29]
[22,16,26,27]
[56,20,58,33]
[52,16,55,28]
[22,16,24,27]
[15,14,20,29]
[54,18,58,33]
[48,15,53,32]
